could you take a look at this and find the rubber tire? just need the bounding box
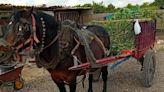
[142,49,156,87]
[14,77,24,90]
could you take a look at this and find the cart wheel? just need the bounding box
[14,78,24,90]
[142,49,156,87]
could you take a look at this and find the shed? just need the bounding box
[53,7,93,24]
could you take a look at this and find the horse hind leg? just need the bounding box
[88,74,93,92]
[101,66,108,92]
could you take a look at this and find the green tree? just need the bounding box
[149,2,157,6]
[154,0,164,8]
[141,2,149,8]
[126,4,134,8]
[75,4,81,7]
[92,2,106,13]
[75,4,92,8]
[83,4,92,7]
[106,4,115,12]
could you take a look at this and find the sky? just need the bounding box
[0,0,155,8]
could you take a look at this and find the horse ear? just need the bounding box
[22,7,34,18]
[30,6,34,14]
[12,6,17,15]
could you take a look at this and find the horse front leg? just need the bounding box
[88,74,93,92]
[69,78,77,92]
[101,66,108,92]
[55,82,66,92]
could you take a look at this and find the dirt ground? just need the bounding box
[2,32,164,92]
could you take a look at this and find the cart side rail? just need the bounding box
[134,20,156,59]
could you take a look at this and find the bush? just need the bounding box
[92,20,135,55]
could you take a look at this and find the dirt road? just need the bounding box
[15,50,163,92]
[15,43,164,92]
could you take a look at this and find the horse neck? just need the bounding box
[33,12,59,60]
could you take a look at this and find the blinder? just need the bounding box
[12,17,33,46]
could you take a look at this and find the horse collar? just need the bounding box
[40,17,46,50]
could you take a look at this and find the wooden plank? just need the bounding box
[92,18,153,24]
[69,53,132,70]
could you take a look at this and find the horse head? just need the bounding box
[0,8,34,64]
[0,8,60,68]
[4,8,33,46]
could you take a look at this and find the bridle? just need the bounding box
[9,14,39,61]
[13,15,39,51]
[6,14,61,62]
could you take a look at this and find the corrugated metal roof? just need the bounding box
[53,7,92,11]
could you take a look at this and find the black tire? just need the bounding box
[14,77,24,90]
[142,49,156,87]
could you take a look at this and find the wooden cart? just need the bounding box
[69,19,156,87]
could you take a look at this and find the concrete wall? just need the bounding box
[156,10,164,31]
[92,13,108,21]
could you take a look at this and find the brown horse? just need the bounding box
[0,8,110,92]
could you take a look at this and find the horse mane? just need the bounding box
[33,11,59,42]
[32,11,60,66]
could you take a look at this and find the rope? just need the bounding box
[42,31,62,51]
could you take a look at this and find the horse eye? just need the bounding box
[9,21,13,25]
[18,26,22,31]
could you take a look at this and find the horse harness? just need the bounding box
[14,14,106,70]
[11,15,107,86]
[60,20,107,68]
